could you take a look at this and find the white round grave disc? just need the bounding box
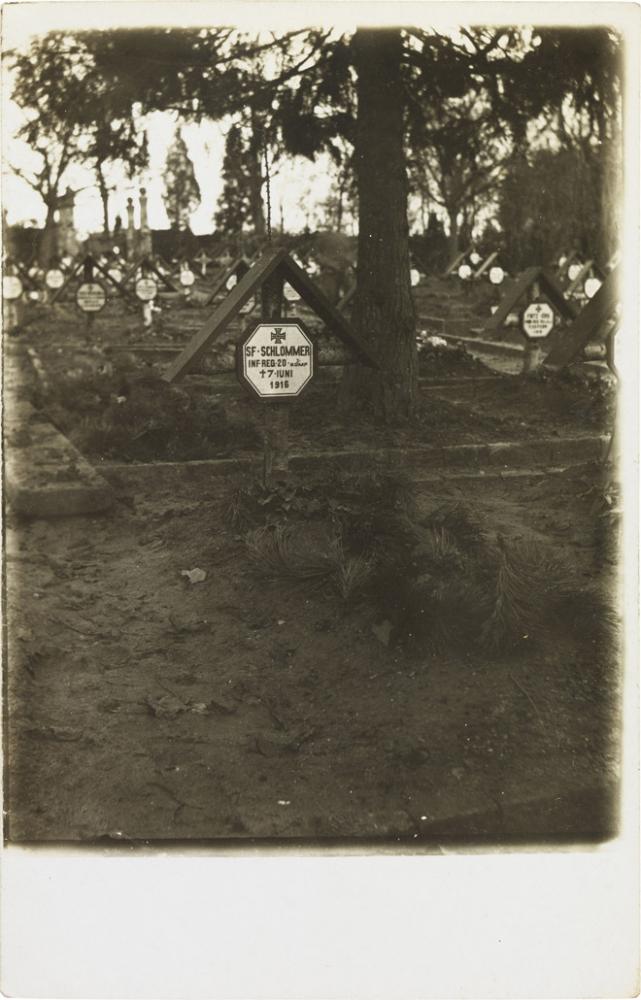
[45,269,65,289]
[136,277,158,301]
[3,275,23,299]
[584,277,602,299]
[76,282,107,312]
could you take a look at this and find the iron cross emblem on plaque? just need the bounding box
[270,327,286,344]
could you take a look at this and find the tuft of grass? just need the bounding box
[245,523,372,600]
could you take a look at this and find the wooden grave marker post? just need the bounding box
[163,247,379,486]
[479,266,578,370]
[258,270,288,484]
[134,259,159,327]
[75,256,107,336]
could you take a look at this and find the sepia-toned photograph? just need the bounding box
[1,2,636,863]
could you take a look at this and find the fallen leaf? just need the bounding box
[180,568,207,584]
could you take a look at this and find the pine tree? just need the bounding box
[214,124,254,236]
[163,130,200,230]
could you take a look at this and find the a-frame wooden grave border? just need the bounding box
[479,266,578,339]
[473,250,509,280]
[5,256,39,293]
[543,266,620,372]
[163,247,379,486]
[203,256,252,307]
[50,252,136,305]
[164,247,379,384]
[564,259,606,300]
[122,254,178,293]
[443,247,475,277]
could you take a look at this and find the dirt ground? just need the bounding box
[3,294,622,846]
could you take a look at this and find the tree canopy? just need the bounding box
[7,23,622,416]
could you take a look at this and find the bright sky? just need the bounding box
[3,90,341,236]
[1,5,357,237]
[1,2,634,239]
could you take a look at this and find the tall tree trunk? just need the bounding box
[340,28,416,422]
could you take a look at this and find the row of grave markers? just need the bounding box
[443,246,619,300]
[3,238,620,379]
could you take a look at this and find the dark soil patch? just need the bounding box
[4,461,621,844]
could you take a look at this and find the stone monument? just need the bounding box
[126,197,136,258]
[56,188,79,259]
[138,187,153,257]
